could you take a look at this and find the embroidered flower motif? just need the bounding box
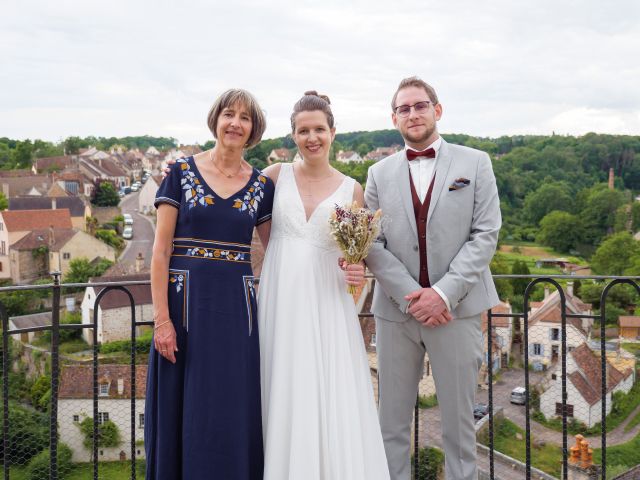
[233,174,266,217]
[186,247,246,262]
[169,273,184,292]
[178,158,215,209]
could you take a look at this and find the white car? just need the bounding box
[123,214,133,225]
[510,387,526,405]
[122,226,133,239]
[130,184,140,192]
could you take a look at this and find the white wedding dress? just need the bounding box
[258,163,390,480]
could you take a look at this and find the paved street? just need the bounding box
[118,191,154,269]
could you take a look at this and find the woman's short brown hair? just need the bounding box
[290,90,335,132]
[207,89,266,149]
[391,76,439,110]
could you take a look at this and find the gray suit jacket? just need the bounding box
[364,140,501,322]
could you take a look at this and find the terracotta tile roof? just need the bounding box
[11,228,77,251]
[90,273,151,310]
[0,169,36,178]
[0,175,52,196]
[59,365,147,399]
[1,208,72,232]
[528,290,592,335]
[482,301,512,329]
[269,148,292,160]
[9,196,87,217]
[569,343,630,406]
[33,155,74,172]
[619,316,640,328]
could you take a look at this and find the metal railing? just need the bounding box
[1,274,639,479]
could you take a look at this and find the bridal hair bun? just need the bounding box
[304,90,331,105]
[291,90,335,131]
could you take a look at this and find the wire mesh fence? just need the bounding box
[1,274,639,479]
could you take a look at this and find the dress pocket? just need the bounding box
[168,269,190,331]
[242,275,257,336]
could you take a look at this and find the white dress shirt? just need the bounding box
[404,136,451,312]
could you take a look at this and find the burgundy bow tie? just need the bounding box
[406,147,436,161]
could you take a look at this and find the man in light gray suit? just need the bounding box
[365,77,501,480]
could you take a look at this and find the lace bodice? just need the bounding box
[269,163,355,251]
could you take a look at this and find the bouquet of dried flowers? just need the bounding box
[328,201,382,294]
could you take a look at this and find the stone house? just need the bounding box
[81,273,152,345]
[0,173,52,198]
[0,209,72,280]
[8,312,52,344]
[32,155,75,174]
[364,145,402,162]
[138,175,162,214]
[267,148,293,164]
[335,150,363,163]
[58,364,147,462]
[8,196,91,231]
[540,343,633,428]
[526,285,592,370]
[9,228,115,282]
[619,316,640,339]
[480,301,513,380]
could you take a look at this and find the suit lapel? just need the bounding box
[427,140,453,224]
[392,151,418,239]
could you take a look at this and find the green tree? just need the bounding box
[92,181,120,206]
[591,232,640,275]
[579,186,626,245]
[510,260,531,297]
[78,417,121,449]
[0,191,8,210]
[63,257,113,284]
[0,402,49,465]
[10,139,34,169]
[490,253,514,300]
[536,211,584,252]
[25,443,73,480]
[632,202,640,232]
[523,182,574,224]
[63,136,84,154]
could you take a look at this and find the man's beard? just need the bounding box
[403,124,436,145]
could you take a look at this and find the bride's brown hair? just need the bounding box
[290,90,335,132]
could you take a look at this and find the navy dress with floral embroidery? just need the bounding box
[144,156,274,480]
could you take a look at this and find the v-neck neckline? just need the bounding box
[189,156,257,201]
[290,164,348,223]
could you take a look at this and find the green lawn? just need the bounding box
[621,343,640,359]
[594,433,640,476]
[2,461,146,480]
[479,417,562,477]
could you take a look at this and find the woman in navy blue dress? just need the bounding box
[145,89,274,480]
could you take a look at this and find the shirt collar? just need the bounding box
[404,136,442,157]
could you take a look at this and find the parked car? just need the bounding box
[123,214,133,225]
[473,403,489,420]
[118,189,126,197]
[510,387,527,405]
[122,226,133,239]
[131,184,140,192]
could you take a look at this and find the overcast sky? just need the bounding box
[2,0,639,145]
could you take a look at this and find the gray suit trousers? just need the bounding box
[376,314,483,480]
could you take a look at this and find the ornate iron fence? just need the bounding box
[1,274,639,479]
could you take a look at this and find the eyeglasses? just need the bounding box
[394,101,432,117]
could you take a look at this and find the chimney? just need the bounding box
[608,168,614,190]
[567,281,574,297]
[568,434,600,479]
[544,287,550,299]
[51,197,57,210]
[117,378,124,395]
[135,252,144,273]
[48,225,55,248]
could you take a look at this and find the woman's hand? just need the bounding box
[338,258,365,287]
[154,318,178,363]
[162,158,176,178]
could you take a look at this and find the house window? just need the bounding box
[568,346,575,352]
[551,373,557,380]
[370,333,376,346]
[0,241,5,255]
[63,252,71,260]
[0,262,2,272]
[425,361,431,377]
[99,383,109,397]
[139,413,145,428]
[73,415,79,422]
[0,222,3,230]
[555,403,574,417]
[97,412,110,424]
[533,343,543,356]
[551,328,560,341]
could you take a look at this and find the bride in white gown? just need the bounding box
[258,91,390,480]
